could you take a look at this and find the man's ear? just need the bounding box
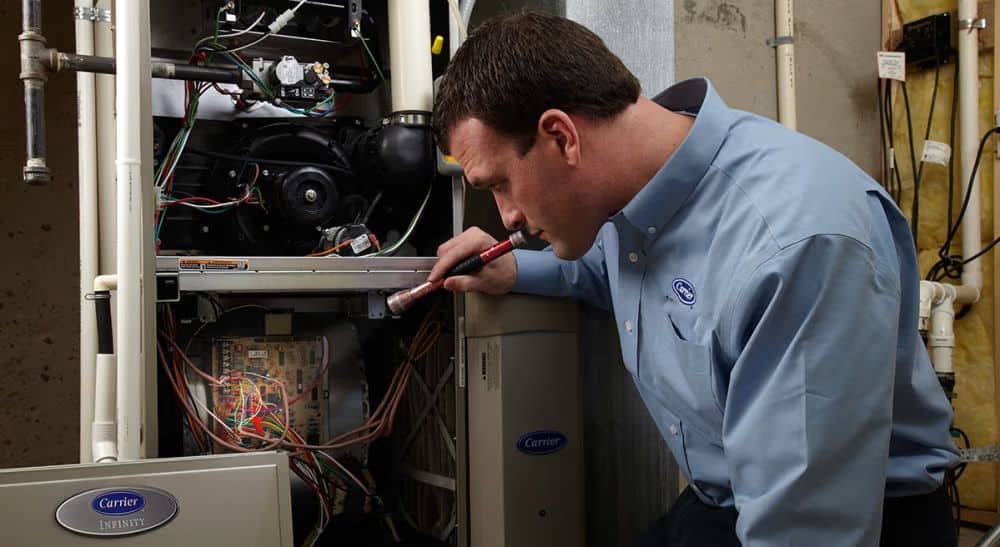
[537,109,580,167]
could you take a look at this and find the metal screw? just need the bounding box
[262,169,270,177]
[228,170,237,178]
[262,224,270,232]
[201,225,210,233]
[304,189,318,202]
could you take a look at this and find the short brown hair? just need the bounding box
[433,10,641,155]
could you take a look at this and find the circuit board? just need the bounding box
[211,336,327,445]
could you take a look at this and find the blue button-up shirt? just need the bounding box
[512,78,958,546]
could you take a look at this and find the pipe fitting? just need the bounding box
[19,0,50,184]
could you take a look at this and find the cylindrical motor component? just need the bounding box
[272,55,304,86]
[275,166,340,227]
[350,112,435,185]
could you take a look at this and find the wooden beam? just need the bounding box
[961,507,1000,528]
[883,0,902,50]
[993,0,1000,517]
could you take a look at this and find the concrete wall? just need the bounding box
[0,0,81,467]
[675,0,881,176]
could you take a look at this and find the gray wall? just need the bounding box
[0,0,81,467]
[675,0,881,176]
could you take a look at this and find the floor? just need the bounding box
[961,526,985,547]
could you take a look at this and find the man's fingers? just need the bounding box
[442,275,479,292]
[429,228,497,281]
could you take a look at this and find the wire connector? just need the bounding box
[268,9,296,35]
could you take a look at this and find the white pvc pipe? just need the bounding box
[929,294,956,375]
[388,0,433,111]
[95,0,116,275]
[76,0,98,464]
[921,280,977,374]
[93,353,117,463]
[92,274,117,463]
[959,0,983,294]
[460,0,477,26]
[115,0,154,461]
[775,0,797,130]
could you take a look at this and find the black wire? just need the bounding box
[947,61,960,241]
[900,82,920,241]
[911,59,943,245]
[883,81,904,203]
[940,127,1000,260]
[946,468,961,534]
[184,146,354,177]
[197,31,273,54]
[952,427,970,480]
[361,191,383,225]
[879,79,890,194]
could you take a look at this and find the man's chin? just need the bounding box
[550,241,588,261]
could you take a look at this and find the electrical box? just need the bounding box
[900,12,951,69]
[465,294,585,547]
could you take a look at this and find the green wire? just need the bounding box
[154,207,169,240]
[355,27,386,82]
[214,6,225,46]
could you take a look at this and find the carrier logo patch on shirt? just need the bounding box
[672,278,697,306]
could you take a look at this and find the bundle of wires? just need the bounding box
[155,2,368,243]
[925,125,1000,283]
[157,299,444,545]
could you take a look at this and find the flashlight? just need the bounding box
[386,231,528,314]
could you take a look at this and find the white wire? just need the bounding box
[446,0,468,42]
[292,0,309,13]
[195,10,268,50]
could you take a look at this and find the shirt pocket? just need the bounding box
[645,311,725,436]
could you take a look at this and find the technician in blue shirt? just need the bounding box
[431,11,959,547]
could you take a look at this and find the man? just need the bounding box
[430,10,959,547]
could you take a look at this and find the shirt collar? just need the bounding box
[617,77,731,236]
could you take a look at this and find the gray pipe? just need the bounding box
[19,0,50,184]
[975,523,1000,547]
[54,52,243,83]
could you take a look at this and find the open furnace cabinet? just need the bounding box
[146,2,468,545]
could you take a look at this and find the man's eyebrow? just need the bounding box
[463,174,502,190]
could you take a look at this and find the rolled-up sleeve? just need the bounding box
[721,235,899,546]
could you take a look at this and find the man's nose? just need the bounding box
[495,194,525,232]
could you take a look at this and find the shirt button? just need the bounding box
[647,226,657,235]
[624,320,633,332]
[669,424,678,436]
[628,252,639,263]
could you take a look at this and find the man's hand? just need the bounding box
[429,227,517,295]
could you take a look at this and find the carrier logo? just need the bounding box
[57,486,178,537]
[516,430,567,455]
[672,278,697,306]
[92,491,145,515]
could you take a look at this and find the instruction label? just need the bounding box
[481,340,501,393]
[921,140,951,166]
[877,51,906,81]
[350,235,372,254]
